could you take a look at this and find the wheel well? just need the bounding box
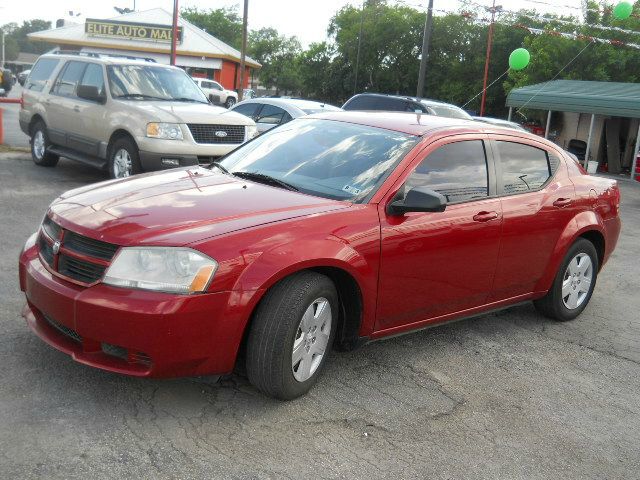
[579,230,605,269]
[28,114,45,135]
[107,129,136,157]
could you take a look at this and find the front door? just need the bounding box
[376,138,503,333]
[68,62,107,157]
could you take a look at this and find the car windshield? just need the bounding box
[428,105,472,120]
[218,118,417,202]
[107,65,208,103]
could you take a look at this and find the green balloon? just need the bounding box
[613,1,633,20]
[509,48,530,71]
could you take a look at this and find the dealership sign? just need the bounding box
[85,19,183,43]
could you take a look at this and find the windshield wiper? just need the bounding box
[210,162,229,174]
[116,93,170,101]
[232,171,299,192]
[173,97,208,104]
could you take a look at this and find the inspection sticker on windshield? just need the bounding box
[342,185,362,195]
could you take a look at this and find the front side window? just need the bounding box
[26,58,59,92]
[80,63,105,95]
[107,65,208,103]
[496,141,551,194]
[219,118,417,202]
[52,61,87,97]
[406,140,489,203]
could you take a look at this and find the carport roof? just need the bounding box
[506,80,640,118]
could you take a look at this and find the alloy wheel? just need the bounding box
[291,297,332,382]
[113,148,133,178]
[562,253,593,310]
[33,130,45,159]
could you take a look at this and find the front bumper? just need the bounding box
[19,242,252,378]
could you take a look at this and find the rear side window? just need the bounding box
[232,102,260,118]
[256,104,287,124]
[52,61,87,97]
[344,95,405,111]
[406,140,489,203]
[26,58,60,92]
[496,141,551,194]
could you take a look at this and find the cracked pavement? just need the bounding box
[1,154,639,479]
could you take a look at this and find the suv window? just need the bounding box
[406,140,489,203]
[211,81,223,91]
[201,80,215,89]
[26,58,60,92]
[52,61,87,97]
[256,104,287,124]
[496,141,551,194]
[80,63,105,95]
[233,102,260,118]
[345,95,407,112]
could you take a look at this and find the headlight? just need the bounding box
[103,247,217,294]
[246,125,259,140]
[146,122,184,140]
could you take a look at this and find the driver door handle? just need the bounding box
[473,211,499,222]
[553,198,572,208]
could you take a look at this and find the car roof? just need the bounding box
[347,92,458,108]
[240,97,340,110]
[304,110,549,142]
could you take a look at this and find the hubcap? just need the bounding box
[562,253,593,310]
[291,297,332,382]
[113,148,132,178]
[33,130,45,159]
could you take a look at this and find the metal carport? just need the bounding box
[506,80,640,179]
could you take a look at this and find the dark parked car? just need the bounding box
[20,112,621,399]
[343,93,472,120]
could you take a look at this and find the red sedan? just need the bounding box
[19,112,621,399]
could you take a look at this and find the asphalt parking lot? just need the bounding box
[1,154,639,479]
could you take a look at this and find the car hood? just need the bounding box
[49,167,348,246]
[117,100,254,124]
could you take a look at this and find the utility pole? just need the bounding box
[479,0,502,116]
[1,30,5,70]
[353,0,365,95]
[416,0,433,98]
[170,0,179,66]
[238,0,248,101]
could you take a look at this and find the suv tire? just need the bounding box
[534,238,599,322]
[108,137,141,179]
[30,121,59,167]
[224,97,236,108]
[246,271,338,400]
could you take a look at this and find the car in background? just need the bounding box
[191,77,238,108]
[243,88,256,100]
[17,69,31,86]
[230,97,342,134]
[20,111,621,399]
[473,116,526,131]
[21,53,257,179]
[342,93,472,120]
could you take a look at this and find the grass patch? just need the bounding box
[0,144,29,153]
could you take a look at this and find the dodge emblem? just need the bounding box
[52,241,61,255]
[214,130,228,138]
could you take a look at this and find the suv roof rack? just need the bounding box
[52,50,157,63]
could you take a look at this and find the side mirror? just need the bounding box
[387,186,447,216]
[77,85,106,104]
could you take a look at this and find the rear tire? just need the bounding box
[246,271,338,400]
[108,137,141,179]
[30,121,59,167]
[534,238,599,322]
[224,97,236,108]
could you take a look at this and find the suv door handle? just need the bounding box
[553,198,572,208]
[73,105,80,112]
[473,211,499,222]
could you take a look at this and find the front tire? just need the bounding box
[246,271,338,400]
[30,121,59,167]
[224,97,236,108]
[534,238,599,322]
[108,137,141,179]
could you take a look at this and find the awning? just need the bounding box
[506,80,640,118]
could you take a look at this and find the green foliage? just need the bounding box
[181,6,243,50]
[2,19,53,58]
[249,28,302,94]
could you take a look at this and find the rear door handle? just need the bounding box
[553,198,572,208]
[473,211,499,222]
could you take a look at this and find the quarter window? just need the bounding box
[52,61,87,97]
[406,140,489,203]
[496,141,551,194]
[26,58,60,92]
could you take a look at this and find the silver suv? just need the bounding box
[20,53,258,178]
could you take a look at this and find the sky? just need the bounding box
[0,0,586,46]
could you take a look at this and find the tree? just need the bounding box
[2,20,52,58]
[249,28,302,94]
[181,6,243,50]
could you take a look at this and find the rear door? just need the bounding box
[376,136,503,332]
[46,60,88,148]
[488,136,577,301]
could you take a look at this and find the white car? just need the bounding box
[192,77,238,108]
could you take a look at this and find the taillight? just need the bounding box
[612,184,621,215]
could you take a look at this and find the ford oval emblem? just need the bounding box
[52,240,61,255]
[215,130,228,138]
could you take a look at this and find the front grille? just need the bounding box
[43,314,82,343]
[188,124,245,144]
[102,343,152,366]
[38,217,118,285]
[58,254,106,284]
[63,230,118,261]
